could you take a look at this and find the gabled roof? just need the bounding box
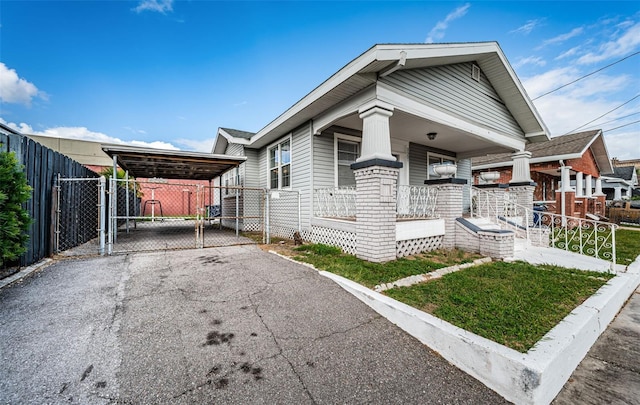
[220,128,255,140]
[212,127,256,154]
[472,130,614,175]
[212,42,549,152]
[610,166,636,181]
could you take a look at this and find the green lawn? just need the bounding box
[616,228,640,265]
[293,244,480,288]
[291,243,614,353]
[385,261,613,352]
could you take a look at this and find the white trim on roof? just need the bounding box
[244,42,549,149]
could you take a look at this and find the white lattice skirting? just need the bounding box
[396,236,443,258]
[311,226,357,255]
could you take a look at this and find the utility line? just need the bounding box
[602,119,640,133]
[565,94,640,134]
[532,51,640,100]
[580,110,640,130]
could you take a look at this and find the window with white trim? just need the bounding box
[335,135,360,187]
[268,138,291,189]
[427,152,456,180]
[222,168,239,196]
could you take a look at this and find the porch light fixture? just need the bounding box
[427,132,437,140]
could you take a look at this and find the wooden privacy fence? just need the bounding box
[1,132,98,267]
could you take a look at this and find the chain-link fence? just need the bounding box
[55,177,105,255]
[55,176,301,255]
[266,189,301,242]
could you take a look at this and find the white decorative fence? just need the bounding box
[314,187,356,218]
[314,185,439,220]
[470,186,618,269]
[396,185,438,219]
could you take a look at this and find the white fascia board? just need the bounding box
[312,86,377,134]
[377,83,526,152]
[490,45,550,138]
[249,46,381,144]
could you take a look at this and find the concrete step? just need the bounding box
[465,217,503,231]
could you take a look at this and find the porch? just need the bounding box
[311,180,619,269]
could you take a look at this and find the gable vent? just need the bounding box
[472,64,481,82]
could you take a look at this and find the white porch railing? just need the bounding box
[397,185,439,219]
[470,186,618,269]
[314,185,439,220]
[314,187,356,218]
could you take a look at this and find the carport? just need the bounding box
[100,145,257,254]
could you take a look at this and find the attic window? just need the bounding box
[472,64,481,82]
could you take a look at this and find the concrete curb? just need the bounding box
[0,258,53,291]
[319,262,640,405]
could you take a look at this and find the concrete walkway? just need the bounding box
[554,286,640,404]
[0,245,507,404]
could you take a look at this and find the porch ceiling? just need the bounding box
[102,145,246,180]
[333,110,515,158]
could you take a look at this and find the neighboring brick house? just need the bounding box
[471,130,614,218]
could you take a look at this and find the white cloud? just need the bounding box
[425,3,471,43]
[123,126,147,135]
[514,56,546,69]
[510,19,544,35]
[175,138,216,153]
[555,46,581,60]
[577,21,640,64]
[601,130,640,161]
[133,0,173,14]
[522,67,579,99]
[541,27,584,47]
[0,118,179,150]
[0,63,47,106]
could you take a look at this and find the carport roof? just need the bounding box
[102,145,246,180]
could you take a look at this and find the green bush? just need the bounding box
[0,149,32,267]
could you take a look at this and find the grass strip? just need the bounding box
[615,229,640,265]
[385,261,613,352]
[292,244,480,288]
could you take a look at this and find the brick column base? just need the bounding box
[434,184,464,249]
[353,164,399,263]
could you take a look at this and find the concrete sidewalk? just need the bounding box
[554,285,640,404]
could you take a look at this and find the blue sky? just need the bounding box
[1,1,639,159]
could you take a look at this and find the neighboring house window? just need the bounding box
[427,152,456,180]
[269,138,291,189]
[335,135,360,187]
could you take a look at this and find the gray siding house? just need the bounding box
[212,42,549,262]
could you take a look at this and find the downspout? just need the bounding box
[559,160,566,220]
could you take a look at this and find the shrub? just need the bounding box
[0,149,32,267]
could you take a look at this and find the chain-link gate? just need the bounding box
[54,176,106,255]
[54,175,301,255]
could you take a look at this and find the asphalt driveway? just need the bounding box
[0,245,508,404]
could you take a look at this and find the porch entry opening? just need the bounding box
[53,176,301,256]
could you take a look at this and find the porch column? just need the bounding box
[510,151,532,183]
[594,177,605,196]
[614,186,623,200]
[584,174,593,198]
[560,166,573,191]
[352,161,401,263]
[575,171,584,197]
[626,186,633,199]
[356,101,396,163]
